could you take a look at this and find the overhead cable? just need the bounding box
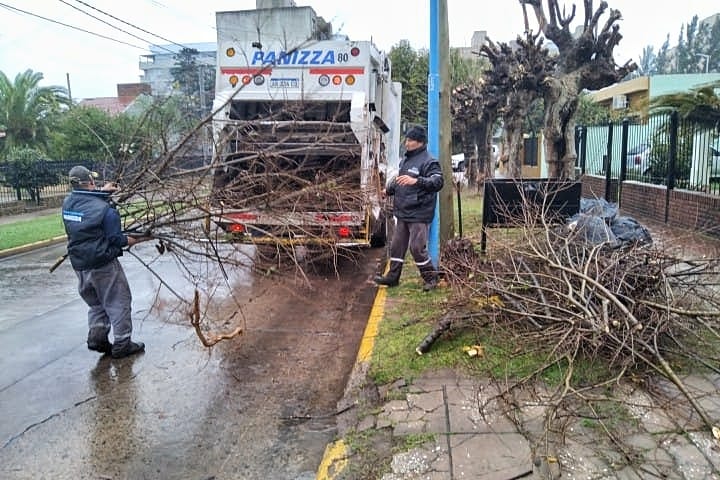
[67,0,189,51]
[0,1,145,50]
[58,0,175,54]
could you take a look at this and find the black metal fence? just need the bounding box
[576,111,720,197]
[0,160,99,206]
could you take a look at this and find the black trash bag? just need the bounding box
[579,198,618,222]
[610,216,653,246]
[567,213,619,246]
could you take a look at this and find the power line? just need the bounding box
[0,1,146,50]
[67,0,189,52]
[58,0,176,55]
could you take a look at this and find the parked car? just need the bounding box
[626,143,652,174]
[450,153,467,186]
[710,145,720,179]
[451,153,466,172]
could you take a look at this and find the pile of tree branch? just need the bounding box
[439,207,720,428]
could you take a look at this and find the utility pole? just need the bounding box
[438,0,453,244]
[697,53,710,73]
[66,73,73,103]
[428,0,453,267]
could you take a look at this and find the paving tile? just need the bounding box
[558,437,613,479]
[393,420,427,436]
[449,433,532,480]
[380,444,446,480]
[661,434,718,480]
[407,390,444,412]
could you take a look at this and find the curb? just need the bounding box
[0,236,66,259]
[315,285,388,479]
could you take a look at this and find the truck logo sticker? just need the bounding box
[251,50,336,66]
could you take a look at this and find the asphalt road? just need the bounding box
[0,241,379,479]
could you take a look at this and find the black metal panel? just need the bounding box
[481,178,582,252]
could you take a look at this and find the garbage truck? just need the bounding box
[209,4,402,249]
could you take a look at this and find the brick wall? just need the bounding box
[581,175,619,202]
[618,182,667,220]
[583,177,720,240]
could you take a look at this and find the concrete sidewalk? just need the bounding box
[319,221,720,480]
[368,371,535,479]
[331,366,720,479]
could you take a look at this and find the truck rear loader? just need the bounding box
[210,5,402,250]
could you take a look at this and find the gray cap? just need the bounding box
[68,165,98,186]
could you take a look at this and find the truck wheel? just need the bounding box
[370,214,386,247]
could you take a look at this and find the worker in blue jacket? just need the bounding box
[62,165,150,359]
[374,125,444,291]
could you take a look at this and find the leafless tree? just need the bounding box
[520,0,637,178]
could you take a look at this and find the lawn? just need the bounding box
[0,213,65,251]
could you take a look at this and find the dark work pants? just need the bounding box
[75,258,133,345]
[387,219,434,275]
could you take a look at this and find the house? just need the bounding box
[590,73,720,115]
[78,83,151,114]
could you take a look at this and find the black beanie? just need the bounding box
[405,125,427,143]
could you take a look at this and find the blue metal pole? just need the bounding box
[427,0,440,267]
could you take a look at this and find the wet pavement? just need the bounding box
[323,219,720,480]
[331,366,720,479]
[1,242,377,479]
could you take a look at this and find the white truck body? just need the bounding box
[210,6,401,247]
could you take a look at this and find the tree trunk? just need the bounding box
[543,75,580,179]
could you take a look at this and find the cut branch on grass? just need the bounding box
[437,185,720,436]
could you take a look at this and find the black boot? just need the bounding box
[419,263,439,292]
[111,340,145,359]
[374,260,402,287]
[87,327,112,354]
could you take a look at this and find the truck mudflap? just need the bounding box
[212,209,376,247]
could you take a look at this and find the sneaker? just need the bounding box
[422,279,438,292]
[373,275,399,287]
[87,340,113,354]
[111,341,145,359]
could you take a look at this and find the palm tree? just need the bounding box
[0,69,69,154]
[649,79,720,130]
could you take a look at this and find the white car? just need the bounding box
[450,153,468,187]
[710,145,720,179]
[626,143,652,174]
[451,153,466,172]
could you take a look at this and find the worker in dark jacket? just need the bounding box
[62,165,149,359]
[374,125,444,291]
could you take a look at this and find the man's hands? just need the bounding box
[395,174,419,186]
[127,235,152,247]
[100,181,120,192]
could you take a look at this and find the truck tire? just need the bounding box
[370,212,388,248]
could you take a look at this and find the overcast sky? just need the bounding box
[0,0,717,100]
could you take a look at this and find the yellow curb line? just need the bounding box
[316,439,349,480]
[0,235,66,259]
[315,285,387,479]
[357,286,386,363]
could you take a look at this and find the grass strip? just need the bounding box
[0,213,65,251]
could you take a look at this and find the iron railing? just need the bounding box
[0,160,98,205]
[576,111,720,197]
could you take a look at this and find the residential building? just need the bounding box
[78,83,151,114]
[590,73,720,115]
[138,42,216,97]
[456,31,488,60]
